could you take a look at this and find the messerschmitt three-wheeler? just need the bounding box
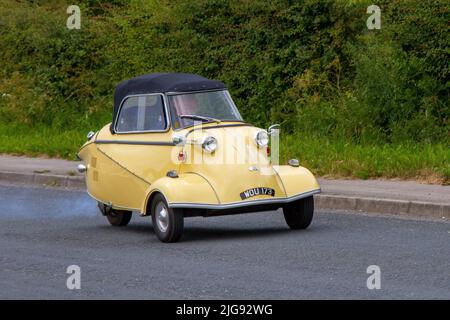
[77,73,321,242]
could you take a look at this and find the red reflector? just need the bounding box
[266,146,270,156]
[178,151,185,161]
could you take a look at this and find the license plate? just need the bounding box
[240,187,275,200]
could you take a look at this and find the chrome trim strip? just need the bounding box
[185,123,253,136]
[168,189,321,209]
[95,140,175,146]
[165,88,227,95]
[113,93,171,134]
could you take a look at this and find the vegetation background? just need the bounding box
[0,0,448,183]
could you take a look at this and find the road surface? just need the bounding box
[0,184,448,299]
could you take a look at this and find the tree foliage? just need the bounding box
[0,0,448,144]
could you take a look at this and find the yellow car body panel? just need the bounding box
[143,173,220,213]
[78,135,150,210]
[274,165,321,198]
[177,126,286,204]
[78,121,320,214]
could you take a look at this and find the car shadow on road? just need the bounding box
[180,226,293,242]
[92,219,325,243]
[95,223,154,235]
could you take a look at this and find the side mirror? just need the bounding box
[172,134,186,146]
[268,124,280,135]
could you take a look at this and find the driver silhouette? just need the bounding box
[176,94,199,127]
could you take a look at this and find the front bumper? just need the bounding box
[169,188,321,210]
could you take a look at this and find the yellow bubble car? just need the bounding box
[77,73,321,242]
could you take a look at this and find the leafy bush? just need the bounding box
[0,0,448,180]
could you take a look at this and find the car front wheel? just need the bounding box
[283,196,314,229]
[151,193,184,243]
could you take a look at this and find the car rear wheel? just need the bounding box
[283,196,314,229]
[151,193,184,243]
[106,209,132,227]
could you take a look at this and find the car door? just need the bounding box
[94,93,177,211]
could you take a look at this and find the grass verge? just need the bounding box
[0,123,448,184]
[0,123,86,159]
[282,134,449,185]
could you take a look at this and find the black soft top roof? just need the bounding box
[113,73,226,124]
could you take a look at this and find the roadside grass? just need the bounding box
[281,134,450,185]
[0,123,448,184]
[0,123,86,159]
[0,1,448,185]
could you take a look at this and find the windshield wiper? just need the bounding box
[179,114,221,124]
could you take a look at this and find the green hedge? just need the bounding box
[0,0,448,142]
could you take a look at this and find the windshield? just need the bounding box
[168,90,243,129]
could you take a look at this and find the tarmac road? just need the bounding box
[0,184,449,299]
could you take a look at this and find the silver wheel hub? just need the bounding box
[155,202,169,233]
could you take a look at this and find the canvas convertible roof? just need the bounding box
[113,73,226,125]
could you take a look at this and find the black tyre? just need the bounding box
[106,209,132,227]
[151,193,184,243]
[283,196,314,229]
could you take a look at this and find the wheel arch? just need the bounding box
[274,165,321,197]
[143,189,165,216]
[140,173,220,215]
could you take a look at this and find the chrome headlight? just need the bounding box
[255,130,269,148]
[202,136,217,153]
